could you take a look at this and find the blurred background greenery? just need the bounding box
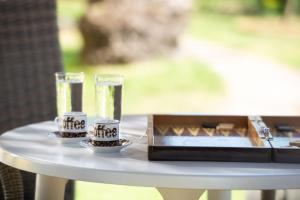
[57,0,300,199]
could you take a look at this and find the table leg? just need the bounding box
[156,187,205,200]
[208,190,231,200]
[35,174,68,200]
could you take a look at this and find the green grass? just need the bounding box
[58,10,224,116]
[57,0,86,20]
[187,12,300,68]
[62,45,224,116]
[58,0,300,70]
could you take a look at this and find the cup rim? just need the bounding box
[63,112,87,117]
[93,119,120,124]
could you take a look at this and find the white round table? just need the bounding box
[1,115,300,200]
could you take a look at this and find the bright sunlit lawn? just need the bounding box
[188,12,300,69]
[60,21,225,116]
[76,183,245,200]
[57,0,300,199]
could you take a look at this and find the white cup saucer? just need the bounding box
[80,139,131,153]
[48,131,88,144]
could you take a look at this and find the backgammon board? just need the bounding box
[147,114,300,163]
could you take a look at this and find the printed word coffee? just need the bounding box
[63,117,85,130]
[94,125,118,139]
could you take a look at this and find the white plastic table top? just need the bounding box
[1,115,300,190]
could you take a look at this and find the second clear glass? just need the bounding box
[95,74,124,121]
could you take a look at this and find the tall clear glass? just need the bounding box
[55,72,84,117]
[95,74,124,121]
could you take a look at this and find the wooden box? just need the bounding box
[147,114,300,163]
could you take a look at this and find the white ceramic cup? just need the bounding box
[89,119,119,141]
[55,112,87,133]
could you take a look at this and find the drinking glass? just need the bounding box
[55,72,84,117]
[95,74,124,121]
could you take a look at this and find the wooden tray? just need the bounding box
[147,114,272,162]
[262,116,300,163]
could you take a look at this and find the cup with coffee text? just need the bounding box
[55,112,87,133]
[89,119,119,142]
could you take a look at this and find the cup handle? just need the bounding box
[88,124,94,134]
[54,117,61,124]
[54,117,62,131]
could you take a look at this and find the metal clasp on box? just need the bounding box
[250,116,273,140]
[259,126,273,140]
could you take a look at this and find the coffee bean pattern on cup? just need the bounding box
[90,140,121,147]
[59,132,87,138]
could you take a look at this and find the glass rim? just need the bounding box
[94,74,124,83]
[55,72,84,81]
[94,74,124,78]
[55,72,84,77]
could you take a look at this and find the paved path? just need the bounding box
[177,37,300,115]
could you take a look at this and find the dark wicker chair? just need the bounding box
[0,1,74,199]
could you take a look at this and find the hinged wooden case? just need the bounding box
[147,114,300,163]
